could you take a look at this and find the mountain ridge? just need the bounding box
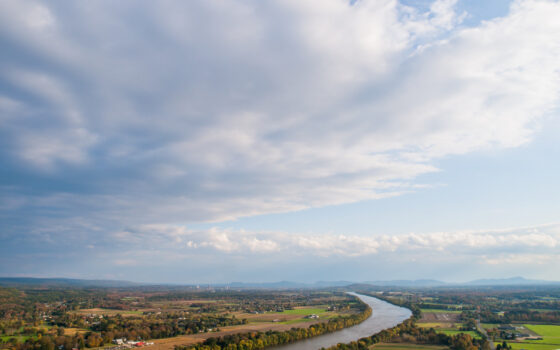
[1,276,559,288]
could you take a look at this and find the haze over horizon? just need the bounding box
[1,275,559,286]
[1,0,559,284]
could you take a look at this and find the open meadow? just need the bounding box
[509,325,560,350]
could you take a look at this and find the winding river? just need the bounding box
[269,292,412,350]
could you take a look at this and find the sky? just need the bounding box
[1,0,559,284]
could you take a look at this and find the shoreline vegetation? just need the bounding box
[174,295,372,350]
[323,293,491,350]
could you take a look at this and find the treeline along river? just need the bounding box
[268,292,412,350]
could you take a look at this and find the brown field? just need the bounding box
[63,328,88,336]
[417,322,455,329]
[419,312,459,323]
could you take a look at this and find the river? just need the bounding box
[269,292,412,350]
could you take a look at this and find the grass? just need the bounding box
[120,297,138,301]
[417,322,481,340]
[72,308,144,316]
[371,343,448,349]
[420,309,462,314]
[524,325,560,338]
[0,335,32,343]
[244,306,341,325]
[439,330,481,339]
[280,318,320,325]
[276,307,330,323]
[510,343,560,350]
[507,324,560,350]
[418,323,449,328]
[282,308,326,315]
[277,307,339,324]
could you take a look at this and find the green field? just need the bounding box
[246,306,338,325]
[371,343,448,350]
[524,325,560,338]
[417,322,482,340]
[282,307,326,315]
[279,306,336,324]
[0,335,32,343]
[440,330,481,339]
[509,324,560,350]
[418,322,450,328]
[510,343,560,350]
[73,308,144,316]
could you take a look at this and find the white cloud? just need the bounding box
[0,0,559,229]
[114,223,560,260]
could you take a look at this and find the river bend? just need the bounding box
[269,292,411,350]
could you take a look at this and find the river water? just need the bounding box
[269,292,411,350]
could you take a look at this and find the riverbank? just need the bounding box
[268,293,412,350]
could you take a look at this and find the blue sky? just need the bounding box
[1,0,560,283]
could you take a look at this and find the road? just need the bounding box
[476,319,495,350]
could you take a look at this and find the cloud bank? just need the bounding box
[116,223,560,258]
[98,223,560,281]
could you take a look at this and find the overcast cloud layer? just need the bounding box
[1,0,560,282]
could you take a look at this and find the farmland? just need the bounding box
[0,286,364,350]
[507,324,560,350]
[356,284,560,350]
[3,282,560,350]
[370,344,448,350]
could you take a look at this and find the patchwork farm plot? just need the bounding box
[370,344,448,350]
[419,308,462,323]
[237,305,342,325]
[417,322,482,340]
[0,286,365,350]
[508,324,560,350]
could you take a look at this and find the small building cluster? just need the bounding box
[112,339,154,348]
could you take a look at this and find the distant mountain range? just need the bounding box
[464,277,560,286]
[360,277,560,287]
[0,277,142,288]
[1,276,559,288]
[226,280,354,289]
[363,279,446,287]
